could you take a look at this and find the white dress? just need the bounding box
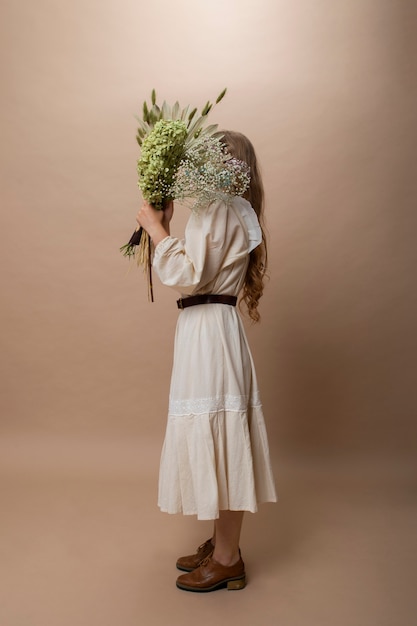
[153,196,277,520]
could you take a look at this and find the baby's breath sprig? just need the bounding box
[170,136,250,212]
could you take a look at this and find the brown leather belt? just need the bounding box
[177,294,237,309]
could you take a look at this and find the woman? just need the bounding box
[136,131,277,592]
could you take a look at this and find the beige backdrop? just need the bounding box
[1,1,416,625]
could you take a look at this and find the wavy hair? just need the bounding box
[221,130,267,322]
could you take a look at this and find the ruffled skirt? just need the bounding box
[158,303,277,520]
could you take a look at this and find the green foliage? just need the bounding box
[135,88,227,148]
[137,120,188,210]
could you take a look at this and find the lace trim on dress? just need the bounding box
[168,391,262,416]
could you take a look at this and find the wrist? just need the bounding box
[149,222,169,247]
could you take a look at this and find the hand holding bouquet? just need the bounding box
[120,89,250,301]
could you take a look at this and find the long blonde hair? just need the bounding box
[221,130,267,322]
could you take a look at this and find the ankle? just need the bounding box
[212,549,240,567]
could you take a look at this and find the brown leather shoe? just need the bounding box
[176,538,214,572]
[176,555,246,592]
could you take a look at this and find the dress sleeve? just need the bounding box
[152,199,246,295]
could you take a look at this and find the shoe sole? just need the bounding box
[176,576,246,592]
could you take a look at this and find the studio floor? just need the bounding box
[0,436,416,626]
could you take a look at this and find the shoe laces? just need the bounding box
[197,539,211,554]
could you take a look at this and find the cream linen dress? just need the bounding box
[152,196,277,520]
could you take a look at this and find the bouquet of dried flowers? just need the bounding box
[120,88,250,301]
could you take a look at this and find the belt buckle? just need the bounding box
[177,298,184,310]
